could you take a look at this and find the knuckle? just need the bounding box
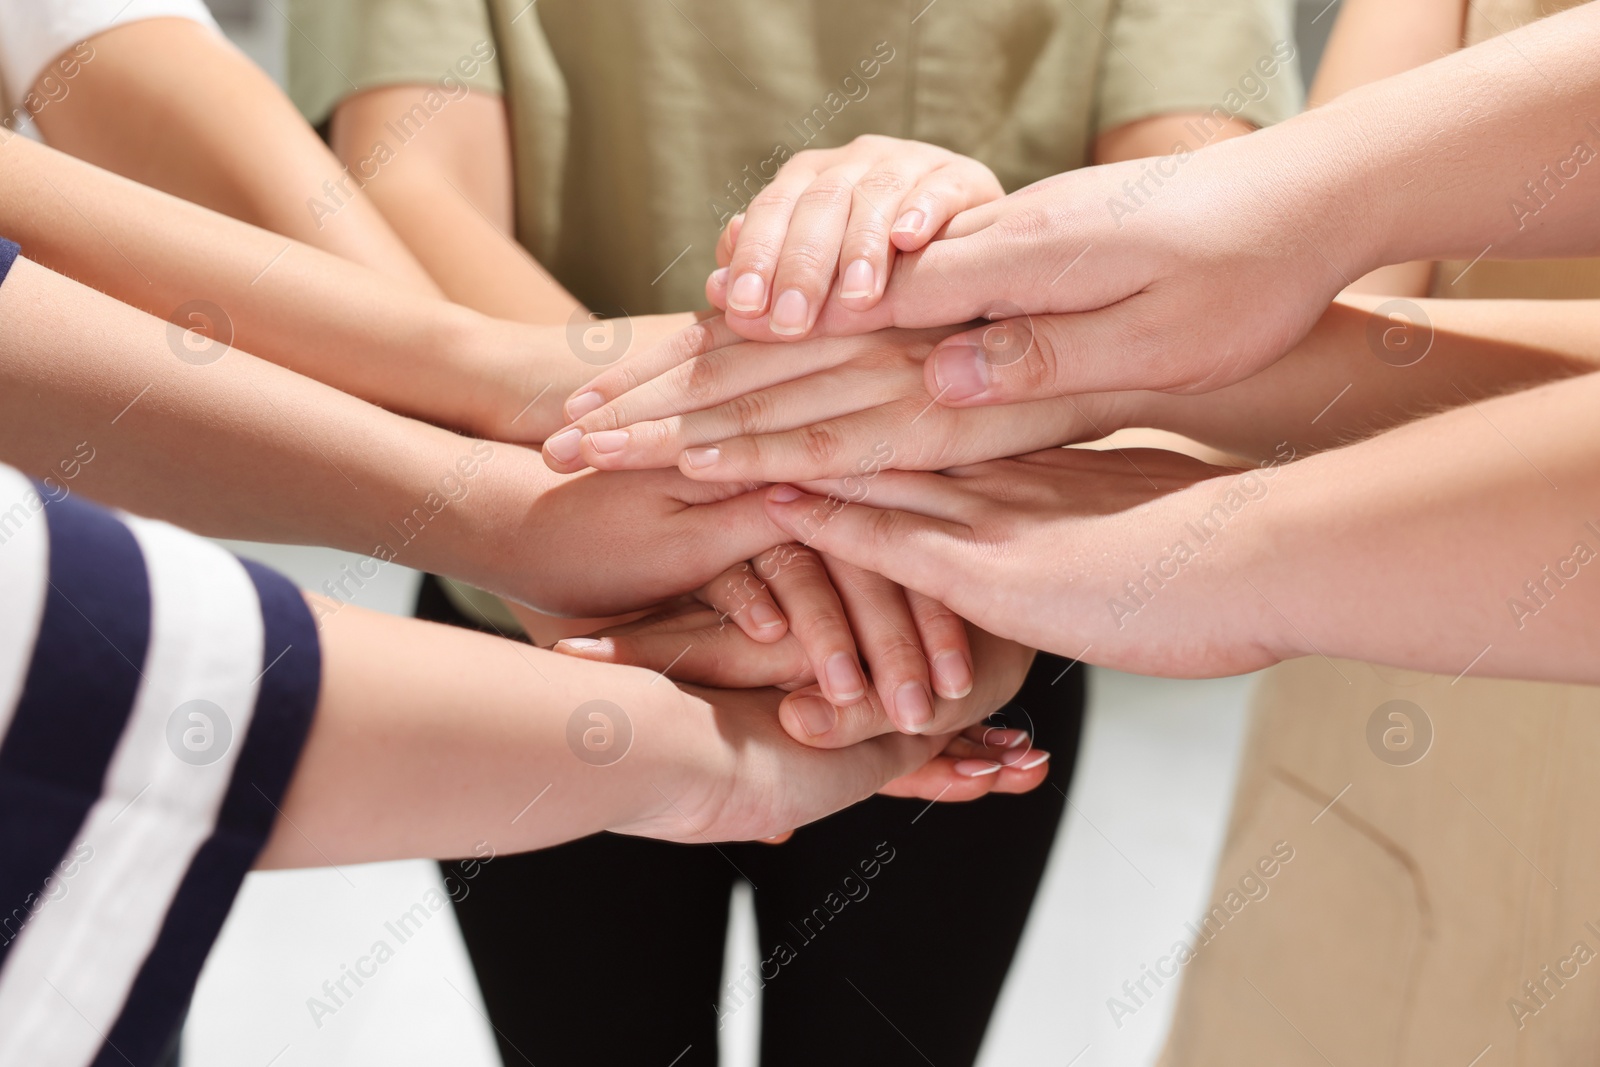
[794,422,844,468]
[679,355,730,406]
[724,390,777,435]
[854,167,911,200]
[796,178,856,216]
[775,241,837,285]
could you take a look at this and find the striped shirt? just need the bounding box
[0,239,321,1066]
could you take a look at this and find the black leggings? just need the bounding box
[419,577,1083,1067]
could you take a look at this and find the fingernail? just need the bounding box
[930,343,991,402]
[770,289,810,336]
[587,429,629,454]
[728,272,767,314]
[749,601,784,629]
[932,651,973,698]
[824,652,866,704]
[554,637,603,653]
[999,745,1036,766]
[565,391,605,421]
[840,259,875,299]
[709,267,729,289]
[894,683,935,733]
[768,484,803,503]
[956,759,1002,778]
[792,695,837,737]
[545,427,582,463]
[1019,751,1051,771]
[982,728,1029,750]
[684,446,721,469]
[892,209,926,235]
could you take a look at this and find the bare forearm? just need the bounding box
[34,18,440,295]
[0,135,583,436]
[260,602,702,866]
[1138,297,1600,460]
[329,88,581,323]
[0,257,561,585]
[1242,371,1600,681]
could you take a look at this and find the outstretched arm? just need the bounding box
[0,253,784,617]
[760,371,1600,684]
[28,16,441,295]
[0,134,588,440]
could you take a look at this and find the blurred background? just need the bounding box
[192,3,1342,1065]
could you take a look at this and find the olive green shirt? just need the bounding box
[289,0,1301,316]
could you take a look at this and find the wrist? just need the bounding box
[438,312,580,443]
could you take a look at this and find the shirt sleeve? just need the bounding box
[287,0,503,129]
[1095,0,1304,137]
[0,0,221,107]
[0,461,321,1067]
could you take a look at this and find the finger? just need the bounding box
[725,162,826,319]
[872,749,1049,801]
[764,162,875,337]
[906,590,974,701]
[889,162,1005,252]
[824,558,935,734]
[698,560,788,642]
[570,348,875,471]
[760,545,868,710]
[553,626,811,690]
[925,299,1178,406]
[558,316,743,430]
[831,156,932,312]
[715,213,745,268]
[677,407,906,483]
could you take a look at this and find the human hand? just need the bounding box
[545,320,1126,483]
[554,544,975,730]
[754,132,1375,400]
[704,135,1003,340]
[612,686,1050,844]
[761,446,1296,677]
[460,312,704,445]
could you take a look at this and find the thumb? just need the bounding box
[924,297,1179,405]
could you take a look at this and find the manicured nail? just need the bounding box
[554,637,603,653]
[587,429,629,454]
[791,695,837,737]
[566,390,605,421]
[709,267,729,290]
[955,759,1002,778]
[1019,751,1051,771]
[999,745,1036,766]
[930,343,991,402]
[824,653,866,704]
[982,728,1030,750]
[892,209,926,235]
[749,601,784,629]
[840,259,875,299]
[770,289,810,336]
[545,427,582,463]
[932,651,974,698]
[684,446,721,469]
[728,272,767,314]
[768,484,804,503]
[894,683,934,732]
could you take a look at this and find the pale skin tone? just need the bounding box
[759,364,1600,686]
[1,96,975,713]
[713,1,1600,405]
[29,18,441,296]
[256,596,1049,870]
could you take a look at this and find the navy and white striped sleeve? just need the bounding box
[0,463,322,1067]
